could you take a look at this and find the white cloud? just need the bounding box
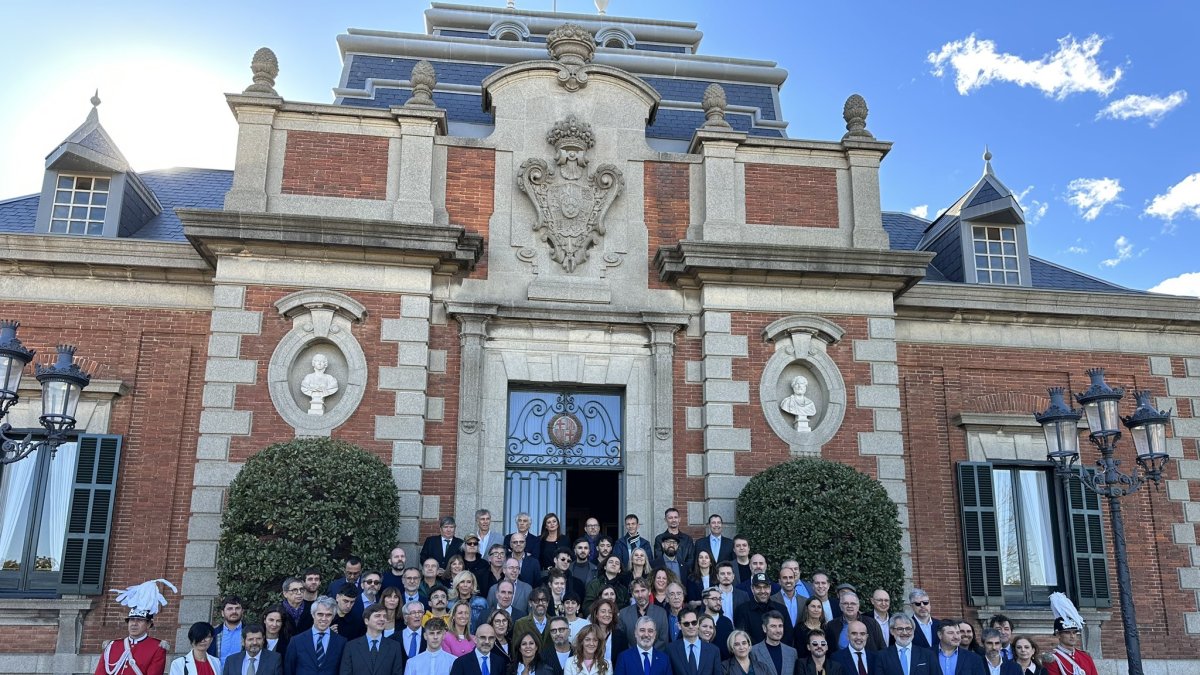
[1014,186,1048,225]
[1149,272,1200,297]
[1100,235,1133,267]
[1066,177,1123,220]
[1066,246,1088,254]
[909,205,929,219]
[1097,90,1187,126]
[928,33,1122,99]
[1145,173,1200,221]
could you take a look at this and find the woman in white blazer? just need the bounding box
[563,625,611,675]
[169,622,223,675]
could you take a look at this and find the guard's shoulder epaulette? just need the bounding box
[158,640,171,651]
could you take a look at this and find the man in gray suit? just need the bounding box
[224,624,282,675]
[618,578,670,650]
[750,612,797,675]
[340,603,404,675]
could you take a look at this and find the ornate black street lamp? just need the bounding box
[0,320,93,464]
[1034,368,1171,675]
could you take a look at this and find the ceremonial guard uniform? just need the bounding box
[96,579,177,675]
[1044,595,1098,675]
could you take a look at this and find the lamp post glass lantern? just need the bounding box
[0,321,93,465]
[1034,368,1172,675]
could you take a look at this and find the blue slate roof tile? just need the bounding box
[0,195,39,234]
[967,182,1001,208]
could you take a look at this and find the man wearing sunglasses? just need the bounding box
[907,590,939,651]
[667,609,720,675]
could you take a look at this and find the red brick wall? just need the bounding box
[445,147,495,280]
[898,344,1199,659]
[672,332,704,526]
[0,301,209,652]
[0,626,58,653]
[281,131,388,200]
[644,162,690,289]
[419,319,462,538]
[744,164,838,228]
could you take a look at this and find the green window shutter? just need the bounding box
[58,434,122,595]
[1066,471,1111,608]
[957,462,1003,606]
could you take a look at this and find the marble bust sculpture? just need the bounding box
[779,375,817,432]
[299,353,339,415]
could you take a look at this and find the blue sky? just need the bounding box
[2,1,1197,294]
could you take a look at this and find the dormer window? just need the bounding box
[973,225,1020,285]
[50,175,109,236]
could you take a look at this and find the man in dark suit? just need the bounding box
[699,588,735,661]
[615,617,671,675]
[906,590,939,651]
[667,609,721,675]
[389,601,428,668]
[714,563,750,627]
[448,623,509,675]
[824,593,885,653]
[328,558,365,598]
[340,603,404,675]
[540,617,574,675]
[694,515,734,563]
[285,596,348,675]
[421,517,464,570]
[653,508,695,575]
[225,624,282,675]
[831,622,880,675]
[613,513,653,570]
[618,579,670,650]
[931,622,985,675]
[810,573,840,624]
[878,615,936,675]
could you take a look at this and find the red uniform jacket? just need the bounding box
[1044,649,1098,675]
[95,635,167,675]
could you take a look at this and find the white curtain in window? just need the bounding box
[1018,471,1058,586]
[36,442,78,571]
[0,452,38,568]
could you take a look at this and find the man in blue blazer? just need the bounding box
[666,609,721,675]
[448,624,509,675]
[615,617,671,675]
[224,624,282,675]
[878,615,936,675]
[694,515,734,563]
[931,622,984,675]
[286,596,347,675]
[831,622,880,675]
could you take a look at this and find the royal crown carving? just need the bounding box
[517,116,624,273]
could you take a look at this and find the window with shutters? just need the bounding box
[957,462,1109,609]
[0,435,121,596]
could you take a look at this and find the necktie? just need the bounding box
[372,639,379,653]
[900,648,909,675]
[316,631,326,668]
[856,651,867,675]
[643,652,651,675]
[410,631,419,658]
[482,655,491,675]
[444,539,450,556]
[248,656,257,675]
[688,644,698,675]
[1002,648,1011,661]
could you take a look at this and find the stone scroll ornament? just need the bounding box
[517,116,624,272]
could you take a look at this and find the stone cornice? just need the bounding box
[481,61,661,121]
[0,233,211,284]
[655,240,932,296]
[179,209,483,274]
[896,281,1200,331]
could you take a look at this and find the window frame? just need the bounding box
[49,174,111,236]
[971,225,1021,285]
[989,463,1068,607]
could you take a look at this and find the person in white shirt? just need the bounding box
[408,618,453,675]
[563,625,609,675]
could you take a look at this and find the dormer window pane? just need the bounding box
[50,174,109,236]
[973,225,1021,285]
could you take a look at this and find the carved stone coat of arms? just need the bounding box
[517,115,623,272]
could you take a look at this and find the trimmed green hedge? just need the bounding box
[735,458,903,600]
[217,438,401,615]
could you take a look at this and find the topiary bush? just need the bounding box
[217,437,401,615]
[736,458,903,601]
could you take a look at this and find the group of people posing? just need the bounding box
[97,508,1097,675]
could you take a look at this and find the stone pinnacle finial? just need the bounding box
[86,89,102,123]
[90,89,101,108]
[702,83,732,129]
[407,60,437,107]
[983,146,994,175]
[244,47,279,96]
[842,93,874,140]
[547,23,597,65]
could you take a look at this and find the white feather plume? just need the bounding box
[111,578,178,614]
[1049,591,1085,628]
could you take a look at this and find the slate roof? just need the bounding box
[0,168,231,241]
[882,211,1136,294]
